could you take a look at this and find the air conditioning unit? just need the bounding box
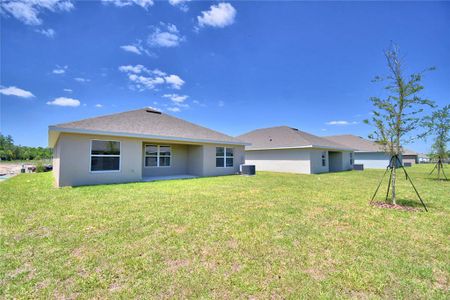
[240,164,256,176]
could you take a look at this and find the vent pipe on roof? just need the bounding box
[145,109,162,114]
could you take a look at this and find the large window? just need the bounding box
[216,147,234,168]
[321,151,326,167]
[90,140,120,172]
[145,145,171,167]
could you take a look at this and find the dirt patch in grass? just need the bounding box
[165,259,190,273]
[371,201,421,212]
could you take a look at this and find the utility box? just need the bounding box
[353,164,364,171]
[240,164,256,176]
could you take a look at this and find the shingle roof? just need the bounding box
[49,108,246,146]
[237,126,354,151]
[323,134,418,155]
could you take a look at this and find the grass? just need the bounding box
[0,165,448,298]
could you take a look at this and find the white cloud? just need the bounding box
[46,97,80,107]
[74,77,90,83]
[167,107,181,112]
[95,104,103,108]
[169,0,189,11]
[63,88,72,92]
[35,28,55,38]
[119,65,184,91]
[120,44,142,55]
[197,3,236,28]
[0,0,74,26]
[101,0,153,9]
[164,74,184,89]
[52,65,68,74]
[147,23,184,48]
[325,120,358,125]
[0,86,35,98]
[218,100,225,107]
[163,93,188,103]
[118,64,149,74]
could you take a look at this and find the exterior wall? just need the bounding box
[56,133,142,187]
[328,151,343,172]
[52,140,61,187]
[202,144,245,177]
[245,149,311,174]
[309,150,329,174]
[341,151,353,171]
[142,143,188,177]
[354,152,391,169]
[54,133,245,187]
[187,145,204,176]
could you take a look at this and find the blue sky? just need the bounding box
[1,1,449,153]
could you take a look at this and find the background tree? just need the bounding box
[422,105,450,179]
[0,134,52,161]
[365,43,435,205]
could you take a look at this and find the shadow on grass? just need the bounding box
[395,198,431,209]
[425,177,449,182]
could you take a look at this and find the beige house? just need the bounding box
[324,134,419,168]
[237,126,354,174]
[49,108,247,187]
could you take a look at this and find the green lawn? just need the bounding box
[1,165,449,298]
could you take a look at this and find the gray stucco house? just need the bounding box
[49,108,247,187]
[237,126,354,174]
[324,134,419,168]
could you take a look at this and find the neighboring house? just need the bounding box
[49,108,247,187]
[418,153,431,163]
[324,134,419,169]
[237,126,354,174]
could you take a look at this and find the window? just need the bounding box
[350,152,353,165]
[90,140,120,172]
[145,145,171,167]
[321,151,326,167]
[216,147,234,167]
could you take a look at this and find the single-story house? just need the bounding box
[237,126,354,174]
[324,134,419,169]
[49,108,247,187]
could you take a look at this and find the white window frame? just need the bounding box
[321,151,327,167]
[216,147,234,168]
[89,139,121,173]
[144,144,172,168]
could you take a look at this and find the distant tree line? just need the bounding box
[0,134,52,161]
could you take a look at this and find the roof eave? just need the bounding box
[48,126,250,146]
[245,145,354,151]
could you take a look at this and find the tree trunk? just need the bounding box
[391,165,397,205]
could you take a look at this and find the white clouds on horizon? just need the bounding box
[147,23,184,48]
[167,107,181,112]
[95,104,103,108]
[0,86,35,98]
[120,44,142,55]
[47,97,80,107]
[325,120,359,125]
[118,64,185,91]
[197,3,236,28]
[63,88,72,92]
[0,0,74,26]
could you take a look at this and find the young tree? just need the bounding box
[365,43,435,205]
[422,105,450,179]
